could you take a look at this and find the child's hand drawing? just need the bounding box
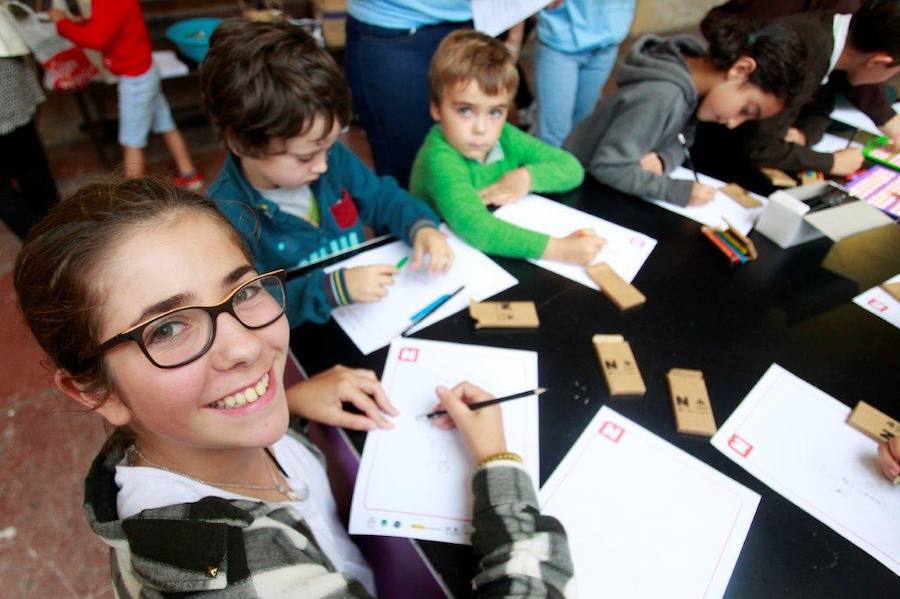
[479,167,532,206]
[543,229,606,265]
[286,365,399,431]
[345,264,398,302]
[411,227,454,273]
[430,382,506,463]
[877,436,900,482]
[688,182,716,207]
[639,152,664,176]
[830,147,864,176]
[880,113,900,149]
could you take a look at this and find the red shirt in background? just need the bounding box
[56,0,152,77]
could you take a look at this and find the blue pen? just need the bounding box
[402,285,466,337]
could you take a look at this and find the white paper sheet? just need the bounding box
[493,194,656,289]
[711,364,900,577]
[472,0,547,37]
[830,100,900,136]
[642,167,767,234]
[810,132,863,153]
[853,273,900,331]
[152,50,188,79]
[326,227,517,354]
[349,339,540,544]
[540,406,759,598]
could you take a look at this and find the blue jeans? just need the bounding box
[535,42,619,147]
[345,16,469,187]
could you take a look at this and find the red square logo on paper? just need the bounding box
[867,298,888,312]
[398,348,419,363]
[598,421,624,443]
[728,434,753,458]
[629,236,646,248]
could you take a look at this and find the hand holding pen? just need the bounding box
[344,264,399,302]
[428,382,509,463]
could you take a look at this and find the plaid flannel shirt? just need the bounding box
[83,430,575,598]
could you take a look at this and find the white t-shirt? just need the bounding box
[259,185,317,223]
[823,13,853,84]
[115,435,376,595]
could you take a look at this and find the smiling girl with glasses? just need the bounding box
[13,177,573,597]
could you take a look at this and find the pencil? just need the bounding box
[286,233,394,279]
[419,388,547,420]
[678,133,700,183]
[401,285,466,337]
[395,256,409,270]
[846,128,859,149]
[720,230,749,256]
[714,230,747,264]
[701,228,739,264]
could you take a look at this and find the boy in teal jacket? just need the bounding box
[203,19,452,327]
[410,29,604,266]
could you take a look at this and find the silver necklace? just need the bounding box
[128,445,306,501]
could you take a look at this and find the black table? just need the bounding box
[291,176,900,598]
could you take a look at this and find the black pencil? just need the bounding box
[418,387,547,420]
[285,234,395,280]
[401,285,466,337]
[845,128,860,149]
[677,133,700,183]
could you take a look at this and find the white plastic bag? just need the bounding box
[3,1,98,90]
[0,1,29,57]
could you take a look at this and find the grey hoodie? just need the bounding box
[564,34,704,206]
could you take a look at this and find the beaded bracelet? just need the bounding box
[476,452,523,470]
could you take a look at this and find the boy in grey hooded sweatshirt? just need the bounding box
[565,19,805,207]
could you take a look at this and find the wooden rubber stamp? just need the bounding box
[667,368,717,437]
[592,334,646,396]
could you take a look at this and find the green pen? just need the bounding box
[395,256,409,270]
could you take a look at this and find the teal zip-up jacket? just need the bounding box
[208,143,439,326]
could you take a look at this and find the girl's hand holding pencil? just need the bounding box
[429,382,508,463]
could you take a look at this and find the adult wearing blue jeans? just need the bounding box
[345,1,471,187]
[536,0,636,147]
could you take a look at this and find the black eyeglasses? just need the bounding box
[91,271,287,369]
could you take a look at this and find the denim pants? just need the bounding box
[345,16,469,187]
[535,41,620,147]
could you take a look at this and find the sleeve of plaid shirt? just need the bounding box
[470,462,576,598]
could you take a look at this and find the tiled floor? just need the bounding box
[0,121,372,596]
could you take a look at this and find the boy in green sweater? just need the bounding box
[410,30,605,265]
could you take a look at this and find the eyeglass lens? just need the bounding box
[140,275,285,367]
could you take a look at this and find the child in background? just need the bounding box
[410,30,603,266]
[534,0,637,147]
[48,1,202,188]
[564,18,805,207]
[202,19,453,327]
[13,177,574,597]
[699,0,900,176]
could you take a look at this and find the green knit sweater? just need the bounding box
[410,123,585,259]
